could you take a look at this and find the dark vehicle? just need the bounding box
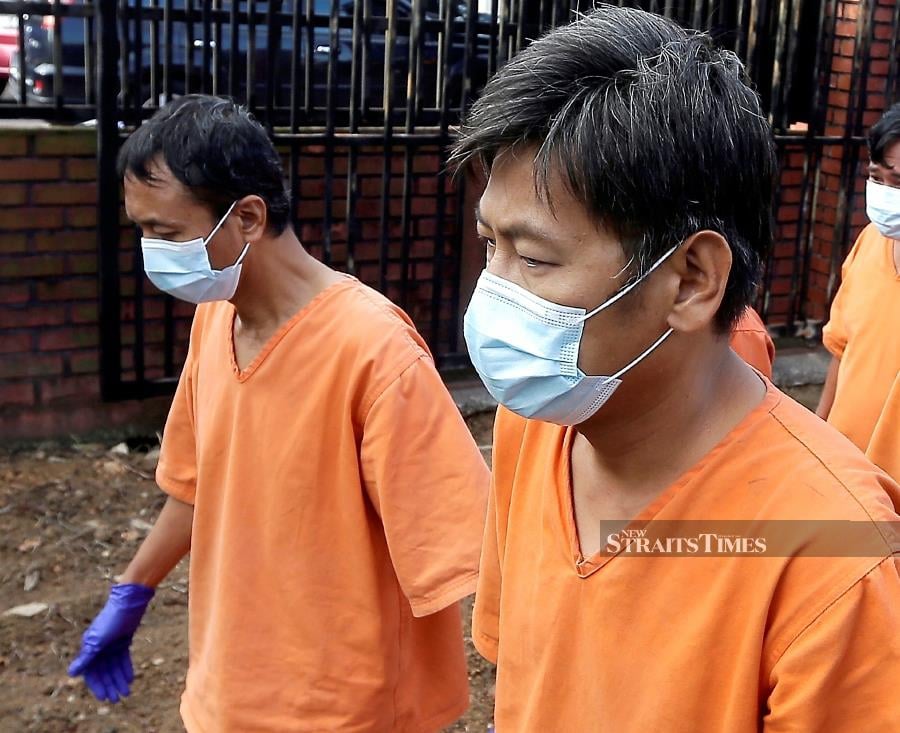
[4,0,490,124]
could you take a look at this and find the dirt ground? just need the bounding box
[0,412,497,733]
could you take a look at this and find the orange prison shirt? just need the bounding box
[822,223,900,480]
[156,277,490,733]
[475,382,900,732]
[730,306,775,378]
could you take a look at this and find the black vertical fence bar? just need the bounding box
[150,0,160,106]
[132,0,144,125]
[201,0,211,93]
[97,0,122,400]
[264,0,278,120]
[15,7,25,103]
[85,11,96,105]
[52,0,63,112]
[398,0,424,310]
[246,0,257,113]
[185,0,196,95]
[227,0,238,98]
[321,0,340,267]
[888,0,900,101]
[345,0,364,276]
[163,0,173,102]
[378,0,398,294]
[429,0,455,350]
[303,0,314,114]
[213,0,222,95]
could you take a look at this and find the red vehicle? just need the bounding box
[0,13,17,83]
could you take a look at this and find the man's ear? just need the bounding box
[666,230,732,333]
[234,195,268,243]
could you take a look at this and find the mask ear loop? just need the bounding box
[578,243,680,323]
[608,328,674,381]
[203,200,239,246]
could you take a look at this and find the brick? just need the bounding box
[830,56,854,74]
[833,19,858,37]
[67,253,98,275]
[33,132,95,157]
[870,60,891,76]
[0,255,65,278]
[38,374,100,405]
[0,303,66,327]
[828,90,850,108]
[0,184,28,206]
[65,207,97,228]
[0,159,62,182]
[0,353,62,379]
[869,40,891,59]
[0,233,30,253]
[0,135,29,156]
[64,158,97,181]
[0,380,36,409]
[69,349,99,374]
[35,278,97,301]
[70,302,99,324]
[38,326,99,351]
[32,183,97,206]
[873,23,895,41]
[0,283,31,304]
[33,230,95,252]
[0,331,33,354]
[0,208,64,231]
[838,38,856,57]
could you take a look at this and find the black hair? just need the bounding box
[449,5,777,332]
[868,102,900,166]
[118,95,291,234]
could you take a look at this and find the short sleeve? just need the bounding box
[763,556,900,732]
[155,350,198,504]
[360,356,490,618]
[472,481,501,663]
[822,230,866,359]
[471,406,528,664]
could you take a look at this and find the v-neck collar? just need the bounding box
[559,381,782,579]
[227,278,355,382]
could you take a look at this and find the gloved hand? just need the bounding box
[68,583,155,703]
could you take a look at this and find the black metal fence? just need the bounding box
[0,0,897,399]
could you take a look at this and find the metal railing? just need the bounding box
[0,1,897,398]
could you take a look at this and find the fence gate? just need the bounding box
[0,0,895,399]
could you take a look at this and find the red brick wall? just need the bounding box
[804,0,897,323]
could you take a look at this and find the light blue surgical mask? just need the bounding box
[141,201,250,304]
[463,245,678,425]
[866,178,900,240]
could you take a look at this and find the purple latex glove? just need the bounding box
[68,583,154,703]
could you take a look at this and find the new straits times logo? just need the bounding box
[596,521,899,557]
[607,528,767,555]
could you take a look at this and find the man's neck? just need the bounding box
[230,229,342,334]
[574,346,766,498]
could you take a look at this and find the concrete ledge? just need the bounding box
[771,346,831,388]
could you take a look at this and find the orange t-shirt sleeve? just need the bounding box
[155,350,198,505]
[360,355,490,618]
[822,232,865,359]
[763,556,900,732]
[472,482,501,663]
[472,407,528,664]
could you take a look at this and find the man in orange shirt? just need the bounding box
[67,96,489,732]
[452,7,899,732]
[817,103,900,480]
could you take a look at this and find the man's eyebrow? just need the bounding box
[130,216,179,229]
[474,204,556,244]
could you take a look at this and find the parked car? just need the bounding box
[0,12,17,83]
[4,0,489,124]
